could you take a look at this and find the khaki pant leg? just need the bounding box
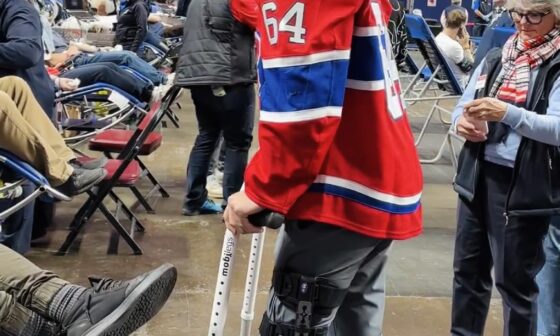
[0,245,67,317]
[0,76,75,164]
[0,83,73,185]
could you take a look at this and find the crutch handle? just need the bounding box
[248,211,284,229]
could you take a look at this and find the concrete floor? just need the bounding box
[25,90,506,335]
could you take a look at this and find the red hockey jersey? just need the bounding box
[233,0,423,240]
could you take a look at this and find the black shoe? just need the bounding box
[55,168,106,196]
[62,264,177,336]
[69,157,108,170]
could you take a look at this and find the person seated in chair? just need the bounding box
[115,0,150,56]
[0,243,176,336]
[0,0,57,117]
[47,37,170,86]
[435,7,474,88]
[0,76,106,196]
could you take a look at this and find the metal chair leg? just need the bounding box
[414,100,438,147]
[129,186,156,214]
[97,201,143,255]
[108,190,146,232]
[136,158,170,198]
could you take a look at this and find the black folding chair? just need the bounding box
[56,86,181,255]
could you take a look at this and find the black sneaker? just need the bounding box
[55,168,107,196]
[69,157,108,170]
[62,264,177,336]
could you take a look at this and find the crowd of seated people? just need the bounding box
[0,0,181,255]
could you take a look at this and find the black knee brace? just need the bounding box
[259,313,329,336]
[259,270,347,336]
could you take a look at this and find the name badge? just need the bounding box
[476,75,487,90]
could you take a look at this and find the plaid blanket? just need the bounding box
[490,28,560,105]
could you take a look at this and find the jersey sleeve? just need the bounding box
[243,0,372,214]
[230,0,258,29]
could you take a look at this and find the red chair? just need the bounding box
[86,92,175,213]
[56,87,181,255]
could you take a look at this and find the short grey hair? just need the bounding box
[505,0,560,21]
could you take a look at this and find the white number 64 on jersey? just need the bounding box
[262,1,307,45]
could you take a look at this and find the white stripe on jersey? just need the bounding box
[353,26,383,37]
[346,79,385,91]
[260,106,342,123]
[262,50,351,69]
[314,175,422,205]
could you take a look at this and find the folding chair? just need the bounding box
[404,14,465,168]
[85,89,180,213]
[118,65,181,128]
[56,87,181,256]
[0,149,71,223]
[400,53,433,92]
[56,83,148,150]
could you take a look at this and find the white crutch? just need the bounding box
[240,230,267,335]
[208,212,284,336]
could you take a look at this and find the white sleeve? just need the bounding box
[448,41,465,64]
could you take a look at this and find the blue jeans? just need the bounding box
[184,84,254,210]
[147,23,164,44]
[62,62,153,101]
[537,218,560,336]
[73,51,166,85]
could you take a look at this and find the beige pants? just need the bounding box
[0,244,67,327]
[0,76,74,186]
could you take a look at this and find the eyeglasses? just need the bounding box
[509,9,552,24]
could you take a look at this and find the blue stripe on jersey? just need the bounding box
[309,183,421,214]
[348,35,385,82]
[259,60,348,112]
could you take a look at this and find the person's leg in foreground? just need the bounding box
[259,222,391,336]
[0,244,177,336]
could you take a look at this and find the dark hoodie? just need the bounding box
[115,0,149,54]
[0,0,55,117]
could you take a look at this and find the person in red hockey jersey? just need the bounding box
[224,0,423,334]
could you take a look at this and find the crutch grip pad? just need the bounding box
[248,211,284,229]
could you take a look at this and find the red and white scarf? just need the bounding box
[490,28,560,105]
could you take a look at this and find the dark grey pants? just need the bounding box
[451,161,550,336]
[184,84,254,210]
[261,220,392,336]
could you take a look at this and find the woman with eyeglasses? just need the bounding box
[449,0,560,334]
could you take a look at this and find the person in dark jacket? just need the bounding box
[473,0,515,68]
[115,0,149,55]
[472,0,493,36]
[175,0,257,215]
[449,0,560,334]
[387,0,408,72]
[0,0,56,117]
[175,0,191,16]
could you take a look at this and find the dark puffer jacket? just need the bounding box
[174,0,257,87]
[115,0,149,54]
[0,0,55,117]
